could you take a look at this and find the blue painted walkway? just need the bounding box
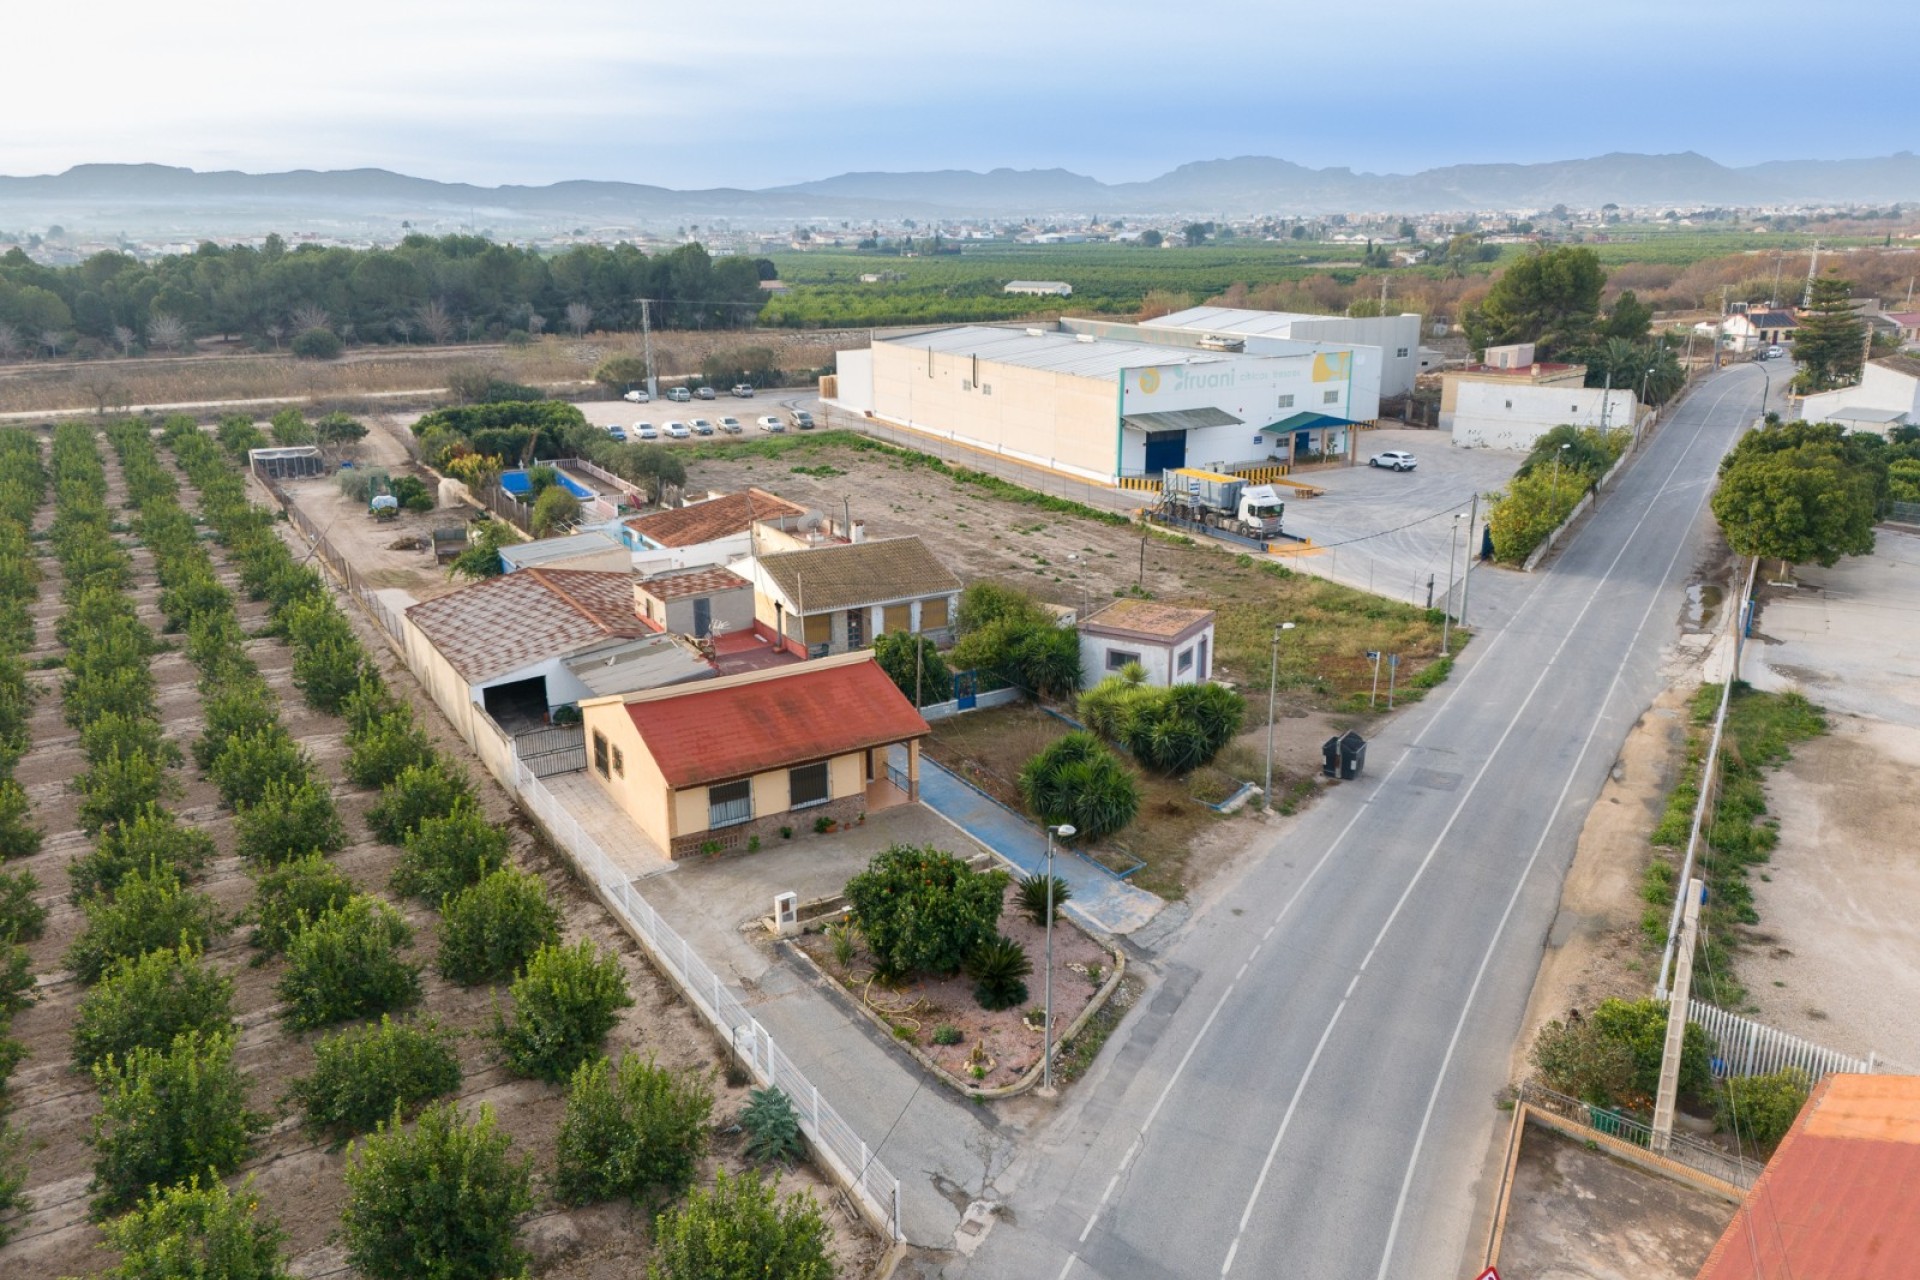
[894,745,1166,937]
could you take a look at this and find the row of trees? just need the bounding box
[0,235,773,360]
[1485,425,1632,564]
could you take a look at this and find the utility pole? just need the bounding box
[1441,515,1461,657]
[1802,240,1821,310]
[640,299,657,399]
[1459,494,1477,628]
[1651,877,1705,1153]
[1264,622,1295,802]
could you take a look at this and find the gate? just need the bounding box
[1143,430,1185,473]
[953,669,978,711]
[514,724,586,777]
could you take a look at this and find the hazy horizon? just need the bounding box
[8,0,1916,190]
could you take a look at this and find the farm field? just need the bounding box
[0,420,877,1277]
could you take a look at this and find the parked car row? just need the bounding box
[610,409,815,443]
[624,384,733,404]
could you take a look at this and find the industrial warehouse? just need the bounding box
[827,315,1385,485]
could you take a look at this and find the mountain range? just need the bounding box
[4,152,1918,238]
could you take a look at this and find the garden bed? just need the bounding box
[793,880,1117,1093]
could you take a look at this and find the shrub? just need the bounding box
[80,710,179,770]
[278,895,421,1029]
[1716,1066,1810,1156]
[293,635,370,715]
[390,474,434,513]
[1529,1014,1640,1107]
[288,1016,463,1143]
[340,674,400,734]
[234,777,348,866]
[530,485,581,537]
[291,328,342,360]
[70,804,215,903]
[437,867,561,985]
[345,711,436,789]
[1017,732,1141,842]
[737,1086,805,1166]
[89,1030,265,1216]
[0,868,46,941]
[965,935,1032,1011]
[249,851,357,953]
[1016,873,1071,926]
[649,1170,831,1280]
[0,943,33,1019]
[367,759,474,845]
[0,779,40,861]
[843,843,1007,980]
[73,944,236,1071]
[871,631,952,706]
[341,1100,534,1280]
[0,1120,28,1245]
[95,1175,289,1280]
[554,1053,714,1206]
[67,867,227,985]
[1589,997,1715,1104]
[77,747,174,834]
[209,725,312,811]
[931,1024,962,1046]
[496,940,634,1082]
[392,806,509,902]
[195,684,280,772]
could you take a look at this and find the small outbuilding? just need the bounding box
[498,529,630,575]
[633,566,754,639]
[1078,599,1215,688]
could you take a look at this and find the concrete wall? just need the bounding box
[1281,313,1421,401]
[834,348,875,413]
[653,588,756,638]
[1116,353,1355,473]
[1079,626,1213,689]
[1449,384,1638,451]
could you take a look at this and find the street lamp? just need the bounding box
[1265,622,1296,803]
[1756,362,1771,420]
[1041,822,1076,1095]
[1551,440,1572,491]
[1441,514,1463,656]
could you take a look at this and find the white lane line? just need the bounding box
[1054,371,1750,1276]
[1368,373,1758,1280]
[1218,370,1751,1276]
[1221,999,1350,1273]
[1235,963,1249,980]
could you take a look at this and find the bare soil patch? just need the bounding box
[794,882,1112,1092]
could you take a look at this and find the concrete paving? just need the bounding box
[897,744,1167,937]
[543,771,673,878]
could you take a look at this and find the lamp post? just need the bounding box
[1756,362,1771,420]
[1265,621,1296,803]
[1041,822,1076,1095]
[1551,440,1572,491]
[1441,514,1462,656]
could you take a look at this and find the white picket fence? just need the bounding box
[1688,998,1874,1081]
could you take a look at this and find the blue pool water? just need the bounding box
[500,469,594,500]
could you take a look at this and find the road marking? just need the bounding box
[1053,370,1755,1277]
[1235,963,1248,980]
[1218,369,1755,1276]
[1369,371,1758,1279]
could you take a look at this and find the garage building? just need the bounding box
[831,322,1366,484]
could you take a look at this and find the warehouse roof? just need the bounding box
[623,654,929,788]
[1145,305,1414,337]
[1696,1073,1920,1280]
[881,324,1260,380]
[757,537,962,613]
[405,569,647,684]
[623,488,805,549]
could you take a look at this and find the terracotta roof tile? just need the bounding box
[626,656,929,788]
[758,537,962,613]
[405,569,647,684]
[638,566,752,602]
[623,489,805,548]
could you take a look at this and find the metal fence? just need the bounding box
[271,479,906,1243]
[1688,998,1875,1081]
[513,724,587,778]
[1888,499,1920,526]
[1518,1081,1759,1191]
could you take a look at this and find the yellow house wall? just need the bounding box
[666,750,872,838]
[579,699,674,848]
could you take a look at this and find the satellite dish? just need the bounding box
[799,509,826,533]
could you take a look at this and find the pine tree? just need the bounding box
[1793,275,1867,392]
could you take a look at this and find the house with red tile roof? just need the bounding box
[577,651,929,857]
[615,488,809,573]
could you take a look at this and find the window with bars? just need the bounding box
[789,762,829,809]
[709,780,752,828]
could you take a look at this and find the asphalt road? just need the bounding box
[948,363,1764,1280]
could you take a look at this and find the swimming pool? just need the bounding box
[499,469,594,500]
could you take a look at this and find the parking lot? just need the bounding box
[1270,427,1527,618]
[572,386,818,444]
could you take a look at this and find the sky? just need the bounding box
[5,0,1916,189]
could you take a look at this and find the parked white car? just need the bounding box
[695,386,716,400]
[664,422,692,440]
[757,415,785,433]
[689,418,714,436]
[716,417,741,434]
[622,388,650,403]
[731,383,755,398]
[1368,450,1417,472]
[666,387,692,403]
[633,422,658,440]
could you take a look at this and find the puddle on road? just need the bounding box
[1683,582,1723,631]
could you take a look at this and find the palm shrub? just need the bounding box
[194,683,279,772]
[496,940,634,1082]
[0,779,38,862]
[88,1030,266,1216]
[94,1175,289,1280]
[287,1016,462,1143]
[0,869,46,941]
[210,724,312,811]
[235,777,347,865]
[1018,732,1141,842]
[1016,873,1071,926]
[650,1170,831,1280]
[345,709,434,788]
[67,866,227,985]
[391,806,508,902]
[248,852,356,953]
[70,805,216,903]
[77,747,175,835]
[554,1053,713,1207]
[367,759,474,845]
[340,1100,534,1280]
[737,1086,805,1166]
[437,867,562,985]
[278,895,421,1029]
[964,935,1033,1011]
[72,944,236,1071]
[843,843,1007,980]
